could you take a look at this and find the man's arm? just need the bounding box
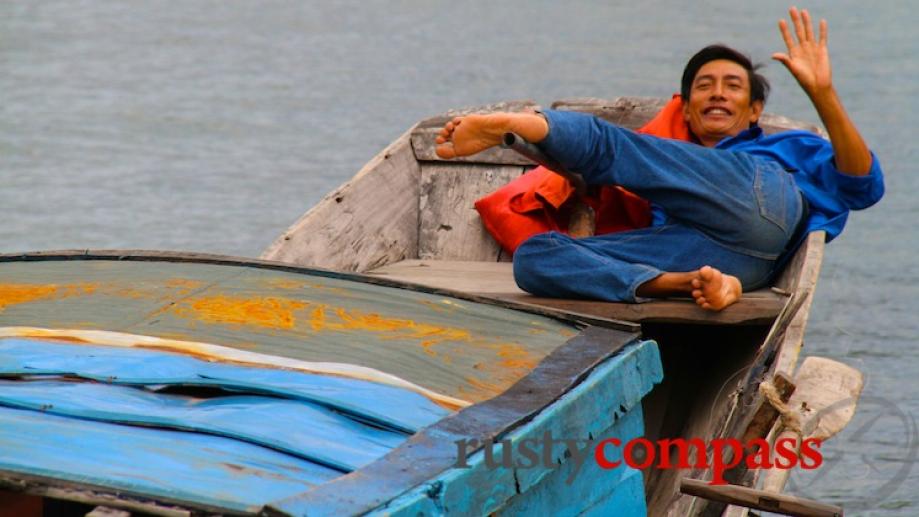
[772,7,873,176]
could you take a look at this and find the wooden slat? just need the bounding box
[552,96,670,130]
[418,164,524,261]
[772,231,825,376]
[681,478,843,517]
[368,260,787,325]
[260,129,421,272]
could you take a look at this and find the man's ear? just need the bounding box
[682,101,692,123]
[750,100,764,124]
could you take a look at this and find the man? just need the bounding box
[435,8,884,311]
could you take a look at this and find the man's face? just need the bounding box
[682,59,764,147]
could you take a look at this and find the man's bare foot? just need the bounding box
[636,266,742,311]
[435,112,549,159]
[691,266,742,311]
[435,115,505,159]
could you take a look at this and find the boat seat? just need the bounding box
[366,260,789,325]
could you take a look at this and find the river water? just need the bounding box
[2,1,917,514]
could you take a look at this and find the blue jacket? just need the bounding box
[539,110,885,243]
[717,126,884,241]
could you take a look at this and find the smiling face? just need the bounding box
[682,59,764,147]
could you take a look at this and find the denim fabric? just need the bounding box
[512,110,804,302]
[514,226,775,303]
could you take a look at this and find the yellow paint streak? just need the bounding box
[0,283,99,312]
[309,305,327,332]
[173,295,307,329]
[163,278,205,294]
[323,307,473,349]
[495,343,540,370]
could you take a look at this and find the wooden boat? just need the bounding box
[0,97,850,517]
[259,97,844,516]
[0,251,657,516]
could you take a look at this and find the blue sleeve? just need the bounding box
[824,152,885,210]
[773,132,885,210]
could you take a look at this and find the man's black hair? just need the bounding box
[680,44,770,105]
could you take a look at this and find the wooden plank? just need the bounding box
[552,96,670,130]
[772,231,826,376]
[418,164,524,261]
[260,128,421,272]
[0,476,192,517]
[741,372,796,444]
[369,260,787,325]
[681,478,844,517]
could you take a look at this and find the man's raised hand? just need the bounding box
[772,7,832,99]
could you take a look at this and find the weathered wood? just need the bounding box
[760,357,864,494]
[0,472,192,517]
[552,96,670,130]
[261,128,421,272]
[680,478,843,517]
[772,232,826,376]
[418,164,524,261]
[368,260,787,325]
[706,373,796,515]
[86,507,132,517]
[741,373,796,444]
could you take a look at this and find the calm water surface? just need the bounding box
[2,0,917,514]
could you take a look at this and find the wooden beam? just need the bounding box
[681,478,843,517]
[741,372,796,444]
[368,260,787,325]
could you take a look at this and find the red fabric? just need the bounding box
[474,95,691,255]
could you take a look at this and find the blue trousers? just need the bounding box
[512,116,804,303]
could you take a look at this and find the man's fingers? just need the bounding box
[802,9,815,42]
[790,7,807,44]
[819,18,828,46]
[778,19,795,52]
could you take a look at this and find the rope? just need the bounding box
[759,380,803,436]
